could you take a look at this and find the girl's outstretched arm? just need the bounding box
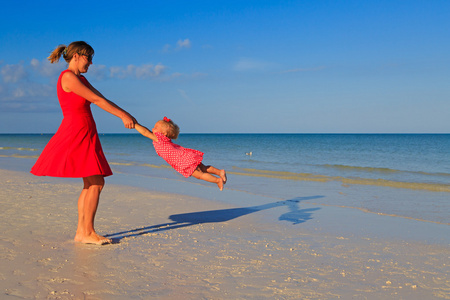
[135,123,158,141]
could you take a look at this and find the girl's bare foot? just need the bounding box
[217,178,224,191]
[220,170,227,184]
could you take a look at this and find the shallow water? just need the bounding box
[1,133,449,225]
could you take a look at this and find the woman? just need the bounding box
[31,41,136,245]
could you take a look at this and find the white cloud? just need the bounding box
[161,39,192,53]
[2,82,53,100]
[30,58,65,77]
[153,64,166,76]
[13,87,26,98]
[0,60,62,112]
[135,64,159,79]
[30,58,39,68]
[0,80,56,112]
[1,63,27,83]
[161,44,171,53]
[28,58,168,81]
[109,63,167,79]
[177,38,191,49]
[88,64,108,81]
[0,59,181,112]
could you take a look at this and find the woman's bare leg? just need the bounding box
[74,175,111,245]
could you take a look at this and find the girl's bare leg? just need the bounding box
[198,163,227,183]
[74,175,111,245]
[192,168,224,191]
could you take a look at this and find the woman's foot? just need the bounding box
[74,232,112,245]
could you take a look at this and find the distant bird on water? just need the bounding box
[245,152,252,156]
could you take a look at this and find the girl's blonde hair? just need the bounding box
[161,117,180,139]
[47,41,94,64]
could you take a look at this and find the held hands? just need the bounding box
[122,113,137,129]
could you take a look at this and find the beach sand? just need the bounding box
[1,168,449,299]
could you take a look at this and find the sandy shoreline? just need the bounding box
[1,168,449,299]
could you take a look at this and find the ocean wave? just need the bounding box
[230,167,450,193]
[109,162,135,166]
[109,161,171,169]
[0,154,39,159]
[0,146,39,151]
[140,163,171,169]
[323,164,400,173]
[322,164,450,178]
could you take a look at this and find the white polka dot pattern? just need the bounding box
[153,132,203,178]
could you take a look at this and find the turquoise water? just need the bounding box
[1,133,449,224]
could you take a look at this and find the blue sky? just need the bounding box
[1,0,449,133]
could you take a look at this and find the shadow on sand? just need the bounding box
[105,195,323,243]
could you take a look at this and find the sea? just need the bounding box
[1,133,449,228]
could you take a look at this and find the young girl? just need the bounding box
[135,117,227,191]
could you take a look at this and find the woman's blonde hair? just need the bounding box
[47,41,94,64]
[161,117,180,139]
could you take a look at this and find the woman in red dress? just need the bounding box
[31,41,136,245]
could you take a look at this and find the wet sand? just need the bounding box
[0,168,449,299]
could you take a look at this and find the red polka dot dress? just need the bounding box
[153,132,203,178]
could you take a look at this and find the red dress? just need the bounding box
[31,70,112,178]
[153,132,203,178]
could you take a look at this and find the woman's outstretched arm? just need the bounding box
[61,71,137,128]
